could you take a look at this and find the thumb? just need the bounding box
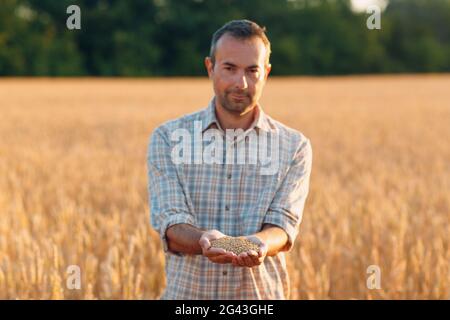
[198,236,211,251]
[259,243,268,257]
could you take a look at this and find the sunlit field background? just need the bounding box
[0,75,448,299]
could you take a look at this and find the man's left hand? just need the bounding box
[231,235,268,268]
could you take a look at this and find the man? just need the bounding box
[147,20,312,299]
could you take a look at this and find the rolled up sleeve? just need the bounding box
[263,138,312,252]
[147,127,196,254]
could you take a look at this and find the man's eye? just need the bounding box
[249,69,258,73]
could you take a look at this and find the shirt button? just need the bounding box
[223,271,227,276]
[225,205,229,211]
[227,173,232,179]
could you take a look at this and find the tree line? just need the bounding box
[0,0,449,76]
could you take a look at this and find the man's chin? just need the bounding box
[224,100,253,114]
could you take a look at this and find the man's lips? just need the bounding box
[229,93,247,100]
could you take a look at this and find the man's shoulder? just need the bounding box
[265,114,311,149]
[265,115,312,172]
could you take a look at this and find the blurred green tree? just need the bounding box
[0,0,448,76]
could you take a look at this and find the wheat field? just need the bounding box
[0,75,448,299]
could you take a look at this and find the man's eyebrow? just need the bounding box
[222,62,260,69]
[222,62,237,67]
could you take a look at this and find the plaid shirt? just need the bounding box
[147,97,312,299]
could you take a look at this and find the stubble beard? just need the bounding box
[217,90,257,115]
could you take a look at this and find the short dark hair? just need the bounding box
[209,19,271,66]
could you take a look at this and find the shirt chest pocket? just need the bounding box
[242,163,281,195]
[238,163,282,235]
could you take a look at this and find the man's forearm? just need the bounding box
[166,223,205,255]
[254,224,289,256]
[166,223,288,257]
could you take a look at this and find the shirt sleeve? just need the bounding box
[147,127,196,255]
[263,138,312,252]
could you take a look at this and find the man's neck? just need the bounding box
[214,99,258,131]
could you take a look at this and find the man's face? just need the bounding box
[205,34,271,115]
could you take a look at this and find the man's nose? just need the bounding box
[234,72,248,90]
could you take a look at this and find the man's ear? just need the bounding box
[205,57,214,78]
[264,63,272,80]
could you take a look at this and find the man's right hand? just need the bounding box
[199,230,236,264]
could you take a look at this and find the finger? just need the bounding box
[206,247,227,255]
[241,252,254,267]
[236,254,246,267]
[248,250,258,257]
[210,255,232,264]
[258,244,268,257]
[231,257,241,267]
[226,251,237,259]
[204,250,230,261]
[248,250,260,265]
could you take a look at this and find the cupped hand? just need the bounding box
[232,235,268,268]
[199,230,237,264]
